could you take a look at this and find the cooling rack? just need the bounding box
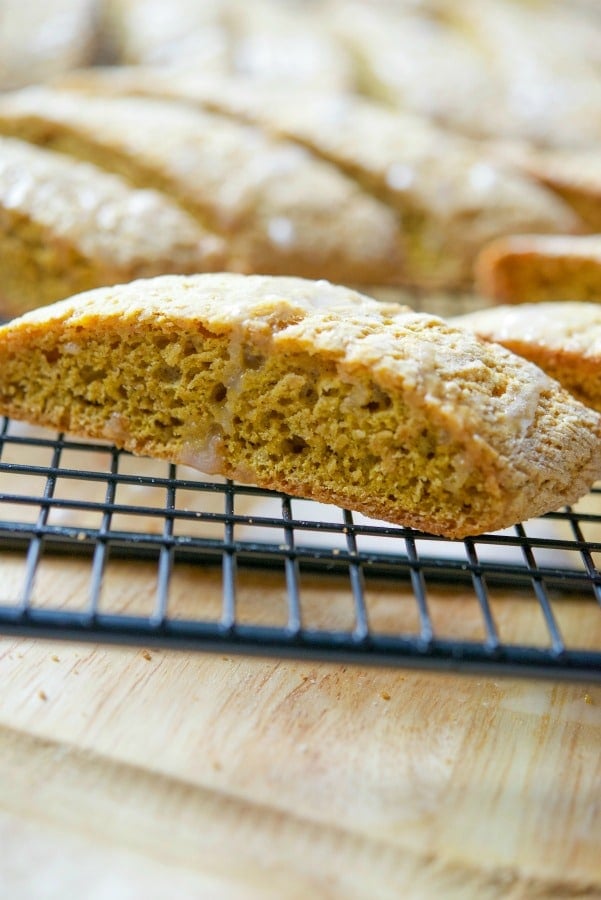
[0,416,600,682]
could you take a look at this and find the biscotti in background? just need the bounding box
[1,273,601,538]
[0,136,225,319]
[100,0,356,90]
[0,86,406,290]
[0,0,600,318]
[489,142,601,232]
[475,235,601,305]
[0,0,99,90]
[326,0,601,149]
[54,68,582,291]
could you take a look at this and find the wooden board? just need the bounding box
[0,552,599,899]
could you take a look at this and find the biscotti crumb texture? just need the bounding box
[476,235,601,304]
[1,274,600,539]
[453,301,601,413]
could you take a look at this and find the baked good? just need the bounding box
[102,0,354,89]
[475,235,601,305]
[328,0,601,149]
[452,302,601,413]
[496,146,601,231]
[1,272,600,538]
[0,0,98,90]
[55,68,579,289]
[0,87,404,288]
[100,0,230,68]
[0,136,224,319]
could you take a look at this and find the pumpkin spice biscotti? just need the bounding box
[452,302,601,413]
[0,136,225,319]
[1,273,600,539]
[0,0,98,90]
[55,68,580,290]
[475,235,601,305]
[497,146,601,231]
[0,87,404,288]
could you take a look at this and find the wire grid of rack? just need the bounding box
[0,415,600,682]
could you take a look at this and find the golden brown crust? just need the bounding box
[452,301,601,413]
[1,273,600,538]
[0,86,405,288]
[0,136,225,318]
[475,235,601,305]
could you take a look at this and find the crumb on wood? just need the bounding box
[380,691,391,701]
[584,693,593,705]
[38,690,48,701]
[141,650,152,661]
[51,654,60,663]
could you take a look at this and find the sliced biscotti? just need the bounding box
[100,0,230,67]
[0,87,404,287]
[328,0,601,149]
[102,0,354,90]
[475,235,601,305]
[492,144,601,231]
[452,302,601,413]
[55,68,580,290]
[0,136,225,319]
[1,273,601,539]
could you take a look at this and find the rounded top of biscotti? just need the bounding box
[8,273,406,327]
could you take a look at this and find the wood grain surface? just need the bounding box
[0,551,599,899]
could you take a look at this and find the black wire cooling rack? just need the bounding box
[0,416,600,681]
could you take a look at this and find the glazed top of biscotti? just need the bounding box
[56,68,579,233]
[5,272,576,458]
[0,86,404,285]
[0,135,223,270]
[455,302,601,359]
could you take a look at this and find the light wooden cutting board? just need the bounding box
[0,552,599,899]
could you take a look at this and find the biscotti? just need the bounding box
[328,0,601,149]
[0,0,97,90]
[475,235,601,305]
[102,0,354,89]
[0,87,404,288]
[500,147,601,231]
[452,302,601,413]
[1,273,601,538]
[0,136,224,318]
[55,68,580,290]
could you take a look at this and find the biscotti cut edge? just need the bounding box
[475,234,601,304]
